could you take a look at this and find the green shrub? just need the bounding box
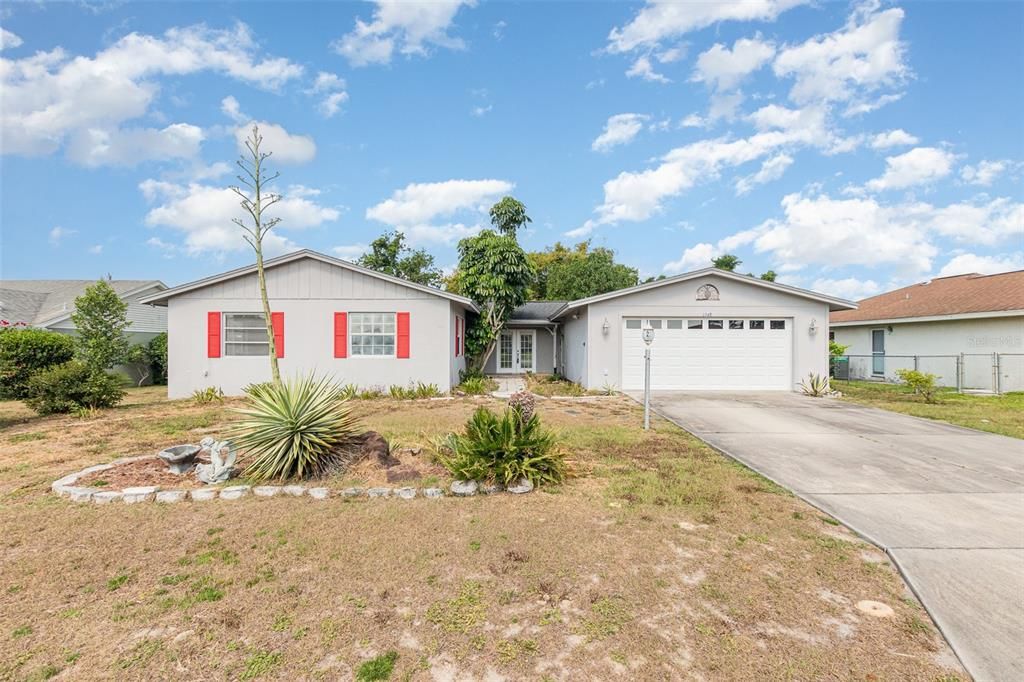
[896,369,940,403]
[230,375,361,481]
[148,332,168,384]
[438,406,565,486]
[388,382,443,400]
[358,386,385,400]
[457,376,497,395]
[192,386,225,404]
[25,361,125,414]
[0,328,75,399]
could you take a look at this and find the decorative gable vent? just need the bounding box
[696,284,720,301]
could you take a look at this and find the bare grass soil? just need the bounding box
[0,388,964,680]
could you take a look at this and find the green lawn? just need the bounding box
[837,380,1024,439]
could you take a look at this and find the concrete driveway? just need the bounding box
[645,391,1024,682]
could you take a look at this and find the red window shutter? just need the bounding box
[207,312,221,358]
[396,312,410,359]
[334,312,348,358]
[455,317,460,357]
[271,312,284,358]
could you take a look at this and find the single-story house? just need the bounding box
[142,249,856,398]
[0,279,168,343]
[830,270,1024,392]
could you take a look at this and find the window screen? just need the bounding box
[224,313,268,356]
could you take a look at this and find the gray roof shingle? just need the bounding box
[0,280,161,326]
[509,301,567,321]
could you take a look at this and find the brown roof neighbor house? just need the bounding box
[830,271,1024,392]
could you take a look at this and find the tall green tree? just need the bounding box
[71,280,131,370]
[454,203,534,371]
[712,254,742,271]
[529,241,638,300]
[760,270,777,282]
[231,124,282,384]
[489,196,531,238]
[356,230,443,286]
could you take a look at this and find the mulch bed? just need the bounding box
[75,456,248,490]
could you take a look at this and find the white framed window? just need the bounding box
[625,319,642,329]
[350,313,396,356]
[224,312,269,356]
[687,319,703,329]
[770,320,786,330]
[667,319,683,330]
[708,319,724,330]
[749,320,765,330]
[647,319,663,329]
[729,320,744,330]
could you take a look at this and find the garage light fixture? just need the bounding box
[809,318,818,335]
[602,318,610,335]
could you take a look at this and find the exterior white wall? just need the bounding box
[560,309,588,385]
[574,273,830,391]
[832,316,1024,392]
[165,258,460,398]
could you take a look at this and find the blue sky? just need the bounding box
[1,0,1021,300]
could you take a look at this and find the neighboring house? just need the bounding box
[0,279,167,343]
[143,249,855,397]
[830,271,1024,392]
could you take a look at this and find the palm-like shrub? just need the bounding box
[230,375,361,481]
[438,407,565,487]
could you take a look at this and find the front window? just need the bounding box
[350,313,396,356]
[729,320,744,330]
[770,320,786,330]
[224,313,268,356]
[708,320,724,329]
[687,320,703,329]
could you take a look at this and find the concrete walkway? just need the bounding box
[490,375,526,397]
[644,391,1024,682]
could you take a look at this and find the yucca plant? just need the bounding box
[799,372,833,397]
[438,407,566,487]
[229,374,361,481]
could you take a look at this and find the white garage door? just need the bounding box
[622,317,793,390]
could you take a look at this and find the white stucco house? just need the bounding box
[830,270,1024,392]
[142,249,856,398]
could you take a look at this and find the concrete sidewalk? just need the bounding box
[643,391,1024,682]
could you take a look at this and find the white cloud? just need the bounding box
[65,123,204,167]
[232,120,316,165]
[332,0,476,67]
[735,153,794,195]
[140,179,339,256]
[870,129,918,149]
[221,95,246,123]
[319,92,349,118]
[367,179,513,227]
[309,71,345,93]
[773,4,908,108]
[924,196,1024,245]
[607,0,807,54]
[0,23,302,162]
[470,104,493,117]
[810,276,881,300]
[1,28,23,50]
[663,242,716,273]
[592,113,649,152]
[88,244,103,255]
[692,37,775,91]
[626,56,670,83]
[938,252,1024,277]
[332,243,369,260]
[864,146,955,192]
[48,226,75,246]
[960,160,1008,186]
[305,72,348,118]
[680,113,706,128]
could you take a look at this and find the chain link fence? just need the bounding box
[832,353,1024,394]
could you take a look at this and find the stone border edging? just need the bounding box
[51,457,533,505]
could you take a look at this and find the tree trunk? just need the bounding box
[255,246,280,384]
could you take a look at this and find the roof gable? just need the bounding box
[550,267,856,318]
[139,249,477,310]
[831,270,1024,324]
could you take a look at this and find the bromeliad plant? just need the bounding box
[230,374,361,481]
[437,405,566,487]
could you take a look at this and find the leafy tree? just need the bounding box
[712,254,742,271]
[231,124,283,384]
[71,280,130,370]
[147,332,168,385]
[454,221,534,372]
[356,230,443,286]
[0,328,75,399]
[641,275,667,284]
[760,270,777,282]
[529,241,638,300]
[489,196,531,238]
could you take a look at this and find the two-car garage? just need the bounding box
[621,317,793,390]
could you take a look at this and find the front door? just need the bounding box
[871,329,886,375]
[497,330,535,373]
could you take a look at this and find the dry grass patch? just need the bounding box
[0,390,965,680]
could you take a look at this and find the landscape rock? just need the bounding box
[356,431,398,467]
[282,485,307,497]
[191,488,218,501]
[308,487,330,500]
[253,486,282,497]
[219,485,251,500]
[507,478,534,494]
[93,491,124,504]
[156,490,187,503]
[341,487,364,498]
[386,465,422,483]
[123,486,159,503]
[394,487,416,499]
[422,488,444,498]
[481,483,504,495]
[367,487,391,498]
[67,487,95,503]
[451,480,478,496]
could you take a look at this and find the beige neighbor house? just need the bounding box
[830,270,1024,393]
[142,249,857,398]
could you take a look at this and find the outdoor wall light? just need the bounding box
[602,318,610,335]
[809,318,818,335]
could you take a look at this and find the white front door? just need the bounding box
[498,330,535,373]
[621,317,793,390]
